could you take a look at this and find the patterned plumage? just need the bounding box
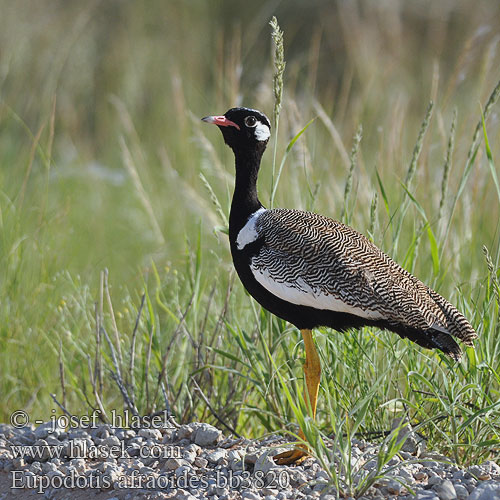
[202,106,477,464]
[244,208,476,360]
[201,106,477,362]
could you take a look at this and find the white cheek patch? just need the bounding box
[254,122,271,141]
[236,208,267,250]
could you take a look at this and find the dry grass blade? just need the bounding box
[95,277,103,394]
[192,377,241,437]
[19,123,45,210]
[405,101,434,188]
[50,393,73,418]
[199,172,228,228]
[145,326,154,412]
[269,16,285,124]
[269,15,286,208]
[341,124,363,223]
[438,108,457,226]
[483,245,500,306]
[104,268,123,371]
[160,382,173,418]
[313,99,350,170]
[87,354,109,423]
[128,293,146,405]
[443,78,500,245]
[368,192,378,242]
[120,136,165,244]
[109,370,140,418]
[99,316,140,417]
[58,339,66,410]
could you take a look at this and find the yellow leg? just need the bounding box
[275,329,321,465]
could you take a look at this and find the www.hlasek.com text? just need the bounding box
[10,440,181,461]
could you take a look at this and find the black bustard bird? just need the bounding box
[202,107,477,464]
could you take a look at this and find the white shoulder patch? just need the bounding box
[255,122,271,141]
[236,208,267,250]
[251,267,384,320]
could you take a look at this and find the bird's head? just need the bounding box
[202,107,271,155]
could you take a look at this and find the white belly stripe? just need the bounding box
[251,266,384,319]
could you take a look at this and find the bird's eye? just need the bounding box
[244,116,257,128]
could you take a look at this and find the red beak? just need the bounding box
[201,115,240,130]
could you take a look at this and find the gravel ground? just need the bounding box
[0,421,499,499]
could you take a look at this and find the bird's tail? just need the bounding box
[387,289,477,361]
[389,323,463,360]
[427,288,478,347]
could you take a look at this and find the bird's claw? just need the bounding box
[273,446,309,465]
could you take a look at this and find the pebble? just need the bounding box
[194,456,208,468]
[465,479,478,493]
[176,425,194,441]
[174,464,192,477]
[468,465,483,478]
[262,488,279,496]
[397,468,414,483]
[254,453,275,474]
[244,452,259,464]
[454,484,469,500]
[206,448,227,463]
[315,470,329,481]
[228,449,242,461]
[34,421,64,439]
[114,427,136,440]
[182,449,196,464]
[434,479,457,500]
[127,442,141,456]
[103,435,121,447]
[138,428,163,441]
[193,423,222,446]
[242,490,262,500]
[415,470,429,481]
[174,489,196,500]
[386,480,402,495]
[165,457,188,470]
[416,492,440,500]
[0,420,498,499]
[428,475,443,486]
[468,481,500,500]
[483,460,500,476]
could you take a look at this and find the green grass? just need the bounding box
[1,1,500,485]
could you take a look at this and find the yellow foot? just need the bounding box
[274,329,320,467]
[274,446,309,465]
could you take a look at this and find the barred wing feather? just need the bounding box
[250,209,477,354]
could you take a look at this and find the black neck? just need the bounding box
[229,148,264,240]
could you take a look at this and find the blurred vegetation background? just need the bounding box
[1,0,500,462]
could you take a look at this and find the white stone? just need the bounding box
[206,449,227,464]
[468,481,500,500]
[242,489,262,500]
[193,423,222,447]
[434,479,457,500]
[454,484,469,500]
[34,421,64,439]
